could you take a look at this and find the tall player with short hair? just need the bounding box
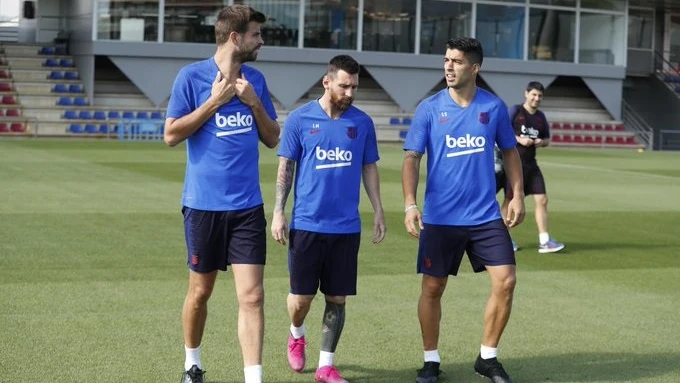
[502,81,565,253]
[164,5,280,383]
[402,37,525,383]
[271,54,386,383]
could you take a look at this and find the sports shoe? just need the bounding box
[287,334,306,372]
[474,355,513,383]
[315,365,348,383]
[511,240,520,252]
[416,361,441,383]
[538,238,565,254]
[180,365,205,383]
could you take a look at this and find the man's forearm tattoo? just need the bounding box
[274,159,295,213]
[404,150,423,158]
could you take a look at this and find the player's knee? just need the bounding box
[188,284,214,305]
[535,194,548,207]
[237,286,264,309]
[496,274,516,297]
[421,277,447,298]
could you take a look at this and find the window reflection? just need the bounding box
[236,0,300,47]
[529,8,575,62]
[476,4,525,59]
[97,0,159,41]
[164,0,226,43]
[628,8,653,49]
[579,12,625,65]
[304,0,358,49]
[420,1,471,55]
[363,0,416,53]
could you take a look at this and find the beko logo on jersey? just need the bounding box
[214,112,253,137]
[445,134,486,157]
[315,146,352,169]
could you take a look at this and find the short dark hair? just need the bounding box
[526,81,545,92]
[214,5,266,45]
[446,37,483,65]
[328,55,360,77]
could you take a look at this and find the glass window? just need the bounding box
[627,9,653,49]
[671,15,680,67]
[579,12,625,65]
[530,0,576,6]
[420,1,472,55]
[97,0,159,41]
[164,1,227,43]
[236,0,300,47]
[363,0,416,53]
[529,8,575,62]
[580,0,625,12]
[476,4,525,60]
[304,0,358,49]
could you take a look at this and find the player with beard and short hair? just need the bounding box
[164,5,280,383]
[271,54,386,383]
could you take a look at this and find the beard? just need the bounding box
[235,47,259,63]
[330,92,353,111]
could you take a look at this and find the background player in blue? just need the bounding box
[402,37,525,383]
[163,5,280,383]
[502,81,565,254]
[271,55,386,383]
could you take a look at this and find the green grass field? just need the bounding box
[1,139,679,383]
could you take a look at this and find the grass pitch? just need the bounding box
[1,139,679,382]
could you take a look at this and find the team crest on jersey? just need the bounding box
[346,127,358,139]
[479,112,489,125]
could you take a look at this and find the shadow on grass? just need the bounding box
[210,352,680,382]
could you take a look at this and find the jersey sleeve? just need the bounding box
[497,102,518,150]
[539,111,551,139]
[278,112,301,161]
[507,104,522,136]
[259,76,278,121]
[403,101,431,154]
[166,67,194,119]
[363,116,380,165]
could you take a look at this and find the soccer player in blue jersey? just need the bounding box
[402,37,525,383]
[502,82,565,254]
[271,54,385,383]
[164,5,280,383]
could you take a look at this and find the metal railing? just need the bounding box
[621,100,653,150]
[658,130,680,151]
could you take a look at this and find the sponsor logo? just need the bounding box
[520,125,540,139]
[347,127,358,139]
[479,112,489,124]
[214,112,253,137]
[191,254,199,266]
[315,146,352,169]
[445,134,486,157]
[310,123,321,135]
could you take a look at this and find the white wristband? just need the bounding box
[404,204,418,213]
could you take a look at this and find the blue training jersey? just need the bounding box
[166,58,278,211]
[278,101,380,234]
[404,88,516,226]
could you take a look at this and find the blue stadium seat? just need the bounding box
[49,71,64,80]
[402,117,412,125]
[64,110,78,119]
[107,111,120,119]
[399,130,408,140]
[44,58,59,67]
[136,111,149,119]
[68,84,82,93]
[84,124,98,133]
[64,71,78,80]
[93,111,106,120]
[52,84,68,93]
[68,124,83,133]
[150,111,164,119]
[122,111,135,119]
[78,110,92,120]
[59,59,74,67]
[57,97,72,106]
[73,97,88,106]
[40,46,56,55]
[55,46,67,55]
[389,117,400,125]
[99,124,109,134]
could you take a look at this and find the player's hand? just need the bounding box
[235,73,259,109]
[271,212,289,246]
[505,197,525,228]
[519,137,534,147]
[404,207,424,238]
[372,210,386,244]
[210,71,236,106]
[534,138,544,147]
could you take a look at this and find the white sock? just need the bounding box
[539,232,550,245]
[244,365,262,383]
[424,349,441,363]
[318,351,334,368]
[290,323,306,339]
[480,345,498,360]
[184,345,202,370]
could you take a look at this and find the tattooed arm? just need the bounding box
[402,150,424,238]
[271,156,296,245]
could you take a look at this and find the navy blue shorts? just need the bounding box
[505,163,546,197]
[183,204,266,273]
[417,219,515,277]
[288,229,361,296]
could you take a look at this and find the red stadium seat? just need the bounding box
[615,124,625,131]
[604,125,614,131]
[551,122,561,130]
[563,135,573,143]
[584,124,593,130]
[616,136,626,144]
[584,136,594,143]
[626,136,636,145]
[552,134,562,142]
[10,123,25,132]
[561,123,572,130]
[0,70,8,79]
[594,136,603,143]
[1,95,16,104]
[5,108,20,117]
[0,109,3,116]
[0,123,8,132]
[594,124,604,131]
[573,123,583,130]
[0,82,11,91]
[605,136,615,144]
[574,135,584,143]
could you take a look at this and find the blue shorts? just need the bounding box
[288,229,361,296]
[417,219,515,277]
[183,204,267,273]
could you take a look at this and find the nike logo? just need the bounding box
[439,118,449,123]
